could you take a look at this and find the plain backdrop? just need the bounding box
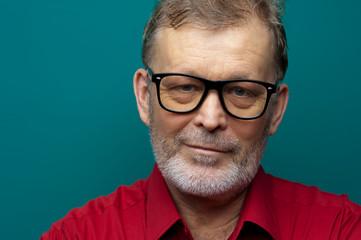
[1,0,360,239]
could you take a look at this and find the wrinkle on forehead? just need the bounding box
[153,16,274,82]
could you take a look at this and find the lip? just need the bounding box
[185,143,231,153]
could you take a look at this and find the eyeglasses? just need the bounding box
[147,68,278,120]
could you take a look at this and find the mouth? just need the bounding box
[185,143,232,154]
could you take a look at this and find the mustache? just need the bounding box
[174,129,242,153]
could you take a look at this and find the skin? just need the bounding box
[134,15,289,240]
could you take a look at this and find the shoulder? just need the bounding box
[41,178,149,239]
[268,173,359,209]
[268,174,361,238]
[60,177,148,221]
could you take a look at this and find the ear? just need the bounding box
[268,83,289,136]
[133,68,151,127]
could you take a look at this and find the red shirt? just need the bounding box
[41,165,361,239]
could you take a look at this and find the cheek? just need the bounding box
[229,117,268,146]
[151,103,193,136]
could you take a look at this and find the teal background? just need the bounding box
[1,0,360,239]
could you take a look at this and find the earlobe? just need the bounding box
[268,83,289,136]
[133,68,151,127]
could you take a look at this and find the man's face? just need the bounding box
[136,16,287,200]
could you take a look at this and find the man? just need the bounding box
[41,0,361,239]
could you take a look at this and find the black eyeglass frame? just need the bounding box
[147,68,278,120]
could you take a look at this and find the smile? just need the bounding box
[185,143,231,154]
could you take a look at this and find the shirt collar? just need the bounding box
[146,165,280,240]
[146,164,182,240]
[232,166,281,240]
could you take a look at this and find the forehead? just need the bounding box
[152,16,274,82]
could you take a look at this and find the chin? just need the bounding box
[156,153,261,200]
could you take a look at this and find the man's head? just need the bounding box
[134,0,289,201]
[142,0,288,83]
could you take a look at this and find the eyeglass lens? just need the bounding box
[158,75,268,118]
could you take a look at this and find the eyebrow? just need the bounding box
[164,68,255,81]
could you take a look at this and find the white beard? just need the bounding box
[150,125,269,200]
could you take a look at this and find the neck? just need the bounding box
[166,181,248,240]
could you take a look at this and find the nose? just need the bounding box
[193,90,228,132]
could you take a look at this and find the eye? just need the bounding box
[234,88,247,96]
[181,85,193,92]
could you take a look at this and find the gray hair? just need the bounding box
[142,0,288,82]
